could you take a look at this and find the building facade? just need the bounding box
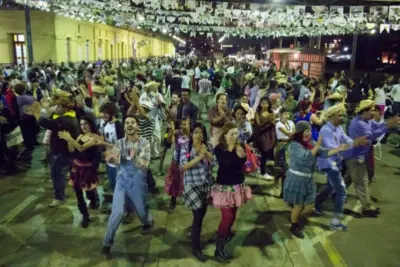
[0,10,175,66]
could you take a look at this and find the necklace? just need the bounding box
[283,120,292,131]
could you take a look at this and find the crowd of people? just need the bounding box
[0,57,399,262]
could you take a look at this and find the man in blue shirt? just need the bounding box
[345,100,399,217]
[315,104,368,229]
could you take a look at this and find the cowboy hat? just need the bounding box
[328,92,343,100]
[52,88,72,98]
[144,81,160,89]
[245,73,254,81]
[93,85,107,94]
[139,99,152,110]
[51,88,74,107]
[201,71,210,78]
[355,99,375,114]
[275,72,286,79]
[325,103,346,119]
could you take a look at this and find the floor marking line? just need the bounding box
[0,195,38,224]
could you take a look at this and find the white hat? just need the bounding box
[139,100,152,110]
[227,67,235,74]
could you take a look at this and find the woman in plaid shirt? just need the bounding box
[174,122,215,262]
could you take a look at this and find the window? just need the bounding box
[66,38,71,62]
[12,34,27,66]
[98,39,103,60]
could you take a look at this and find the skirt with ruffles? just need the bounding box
[282,171,316,205]
[164,160,184,197]
[69,159,99,191]
[211,183,252,208]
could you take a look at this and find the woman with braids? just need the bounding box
[58,115,103,228]
[174,122,214,262]
[212,122,252,262]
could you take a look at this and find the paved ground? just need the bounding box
[0,133,399,267]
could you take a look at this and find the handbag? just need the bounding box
[243,144,259,173]
[5,126,24,148]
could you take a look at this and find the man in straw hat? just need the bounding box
[27,88,80,207]
[315,104,369,229]
[198,71,212,117]
[345,100,400,217]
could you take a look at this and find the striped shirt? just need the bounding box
[136,114,155,142]
[198,78,212,95]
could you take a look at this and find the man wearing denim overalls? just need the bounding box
[101,115,154,258]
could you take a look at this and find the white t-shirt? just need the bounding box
[276,120,295,141]
[181,75,191,89]
[103,122,118,167]
[374,87,386,105]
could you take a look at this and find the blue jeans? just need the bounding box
[49,153,71,201]
[106,164,117,191]
[227,96,236,110]
[315,168,347,217]
[103,163,153,247]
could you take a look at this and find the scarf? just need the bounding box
[52,110,76,119]
[299,140,314,150]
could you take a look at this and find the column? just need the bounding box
[350,33,358,72]
[24,4,34,63]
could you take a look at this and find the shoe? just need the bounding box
[290,224,304,238]
[370,196,378,203]
[314,206,324,215]
[149,187,160,195]
[141,221,154,235]
[100,246,111,259]
[192,250,208,262]
[259,173,274,181]
[49,199,64,208]
[123,212,134,224]
[362,209,379,217]
[329,222,349,231]
[81,217,91,228]
[214,236,231,262]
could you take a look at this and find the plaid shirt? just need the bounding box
[198,78,212,95]
[174,142,215,186]
[117,136,151,170]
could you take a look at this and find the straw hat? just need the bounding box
[139,99,152,110]
[240,102,250,112]
[325,103,346,119]
[93,85,107,95]
[51,88,74,107]
[245,73,254,81]
[355,99,375,114]
[227,67,235,74]
[329,92,343,100]
[144,81,160,89]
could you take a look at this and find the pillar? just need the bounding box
[350,33,358,72]
[25,5,34,64]
[279,37,282,48]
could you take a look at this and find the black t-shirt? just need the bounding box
[214,143,246,185]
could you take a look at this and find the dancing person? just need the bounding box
[254,97,276,180]
[208,93,232,147]
[176,122,214,262]
[58,115,102,227]
[283,121,349,238]
[345,100,400,217]
[212,122,252,261]
[314,104,369,230]
[101,115,154,258]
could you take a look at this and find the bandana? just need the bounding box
[52,110,76,119]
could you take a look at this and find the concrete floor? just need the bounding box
[0,134,399,267]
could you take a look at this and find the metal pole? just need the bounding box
[279,37,282,48]
[24,4,34,63]
[350,33,358,72]
[317,35,321,50]
[294,37,297,48]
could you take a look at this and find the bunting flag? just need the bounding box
[12,0,400,38]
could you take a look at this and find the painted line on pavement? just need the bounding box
[0,195,39,225]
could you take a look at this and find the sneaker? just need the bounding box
[290,225,304,238]
[259,173,274,181]
[49,199,64,208]
[329,222,349,231]
[362,209,379,217]
[314,206,324,215]
[141,221,154,235]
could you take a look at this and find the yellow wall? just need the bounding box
[0,10,175,65]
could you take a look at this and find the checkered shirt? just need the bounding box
[198,78,212,95]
